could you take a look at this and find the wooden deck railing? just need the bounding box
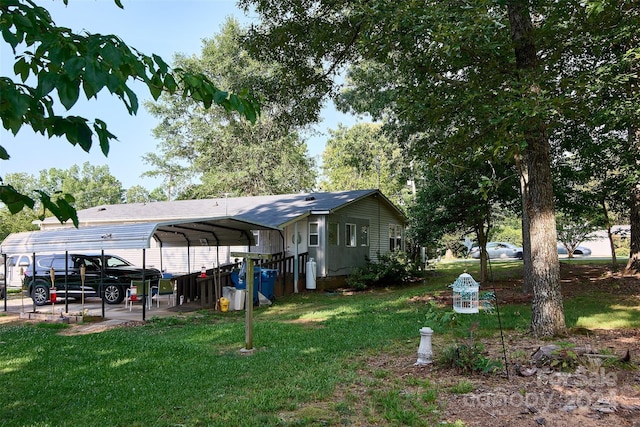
[173,252,309,306]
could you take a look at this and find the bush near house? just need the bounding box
[346,251,422,290]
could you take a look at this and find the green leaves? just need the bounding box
[1,0,261,224]
[34,190,78,227]
[0,184,35,214]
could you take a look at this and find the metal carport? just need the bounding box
[1,217,281,320]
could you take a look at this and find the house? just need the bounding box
[36,189,407,290]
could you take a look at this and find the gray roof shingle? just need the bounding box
[41,189,404,228]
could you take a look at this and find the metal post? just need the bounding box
[2,253,7,312]
[244,259,254,351]
[50,267,55,315]
[142,249,146,322]
[101,251,105,318]
[64,251,69,314]
[80,264,86,314]
[231,252,271,354]
[293,222,299,293]
[31,253,36,313]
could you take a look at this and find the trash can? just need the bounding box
[222,286,246,311]
[235,268,278,304]
[235,268,260,304]
[258,269,278,301]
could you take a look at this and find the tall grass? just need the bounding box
[1,260,638,426]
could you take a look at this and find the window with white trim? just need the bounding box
[389,224,403,251]
[328,222,339,246]
[345,223,357,247]
[252,230,260,247]
[308,222,319,246]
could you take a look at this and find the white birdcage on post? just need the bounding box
[449,272,479,314]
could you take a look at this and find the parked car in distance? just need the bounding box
[557,244,592,256]
[470,242,524,259]
[3,253,32,290]
[23,253,162,306]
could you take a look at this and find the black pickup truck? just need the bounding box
[23,253,161,306]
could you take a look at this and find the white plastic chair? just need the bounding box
[150,278,175,308]
[125,280,150,311]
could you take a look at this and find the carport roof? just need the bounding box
[0,217,278,254]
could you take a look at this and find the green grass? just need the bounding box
[1,260,638,426]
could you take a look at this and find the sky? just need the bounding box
[0,0,360,191]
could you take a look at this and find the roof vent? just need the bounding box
[304,196,315,201]
[97,207,106,211]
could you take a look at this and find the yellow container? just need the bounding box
[219,297,230,312]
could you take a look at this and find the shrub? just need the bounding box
[439,341,503,374]
[345,251,421,290]
[437,323,503,374]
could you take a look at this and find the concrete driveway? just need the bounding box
[0,292,203,323]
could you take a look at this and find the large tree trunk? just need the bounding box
[507,0,565,337]
[624,127,640,275]
[602,198,618,270]
[625,183,640,275]
[476,221,489,283]
[516,154,533,293]
[524,127,565,336]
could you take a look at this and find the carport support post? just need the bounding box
[231,252,271,353]
[2,254,6,312]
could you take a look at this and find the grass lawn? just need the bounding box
[1,259,639,426]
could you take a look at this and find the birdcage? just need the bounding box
[449,272,479,314]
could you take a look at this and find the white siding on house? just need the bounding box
[114,243,248,275]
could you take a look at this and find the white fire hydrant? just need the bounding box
[415,327,434,365]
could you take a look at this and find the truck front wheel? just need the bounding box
[103,284,125,304]
[32,284,49,306]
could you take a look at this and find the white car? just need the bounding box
[3,254,32,290]
[558,244,592,256]
[470,242,524,259]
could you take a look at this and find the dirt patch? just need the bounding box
[413,263,640,307]
[346,264,640,427]
[327,330,639,426]
[57,319,146,336]
[434,328,640,426]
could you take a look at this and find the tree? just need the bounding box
[409,155,519,283]
[555,215,599,259]
[320,123,408,206]
[505,0,565,336]
[532,0,640,274]
[240,0,575,336]
[145,18,315,198]
[552,123,629,268]
[36,162,124,209]
[0,164,123,236]
[125,185,167,204]
[577,1,640,275]
[140,153,188,201]
[1,0,259,225]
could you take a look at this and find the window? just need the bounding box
[346,223,357,247]
[328,222,339,246]
[360,225,369,247]
[309,222,319,246]
[252,230,260,247]
[389,224,403,251]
